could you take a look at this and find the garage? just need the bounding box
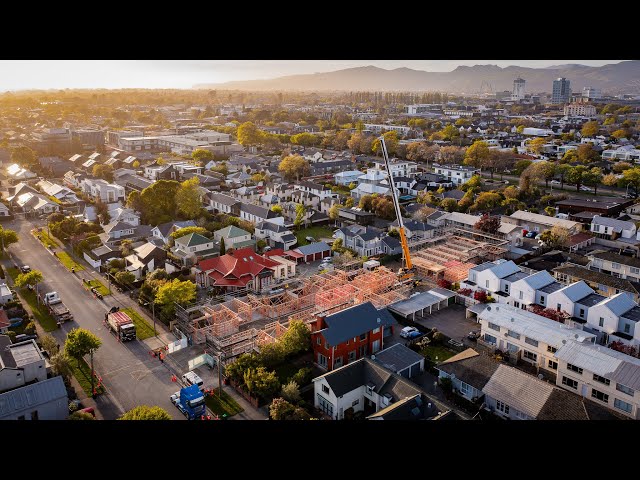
[371,343,425,379]
[387,288,457,320]
[294,242,331,264]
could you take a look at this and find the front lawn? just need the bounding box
[122,308,155,340]
[33,229,59,248]
[420,345,456,363]
[7,267,19,281]
[55,252,85,271]
[205,388,244,418]
[69,357,106,397]
[294,226,336,246]
[18,288,58,332]
[86,279,110,296]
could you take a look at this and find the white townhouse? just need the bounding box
[432,164,479,186]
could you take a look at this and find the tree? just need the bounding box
[280,380,302,404]
[577,144,600,164]
[561,150,579,164]
[440,198,458,212]
[473,214,501,234]
[471,192,502,212]
[92,164,114,182]
[328,203,341,221]
[464,141,490,169]
[95,199,111,224]
[613,162,632,173]
[612,129,630,140]
[537,161,557,188]
[120,239,133,256]
[485,150,515,179]
[119,405,172,420]
[278,154,310,181]
[623,167,640,197]
[243,367,280,399]
[0,226,19,252]
[602,173,619,187]
[269,397,296,420]
[280,320,310,355]
[132,160,140,168]
[331,238,344,253]
[40,333,59,356]
[237,121,264,146]
[270,205,283,215]
[224,353,260,383]
[544,206,556,217]
[372,131,399,156]
[65,328,101,366]
[138,180,180,225]
[503,185,519,199]
[68,411,95,420]
[406,142,439,165]
[126,190,143,213]
[344,197,354,208]
[567,165,588,191]
[556,163,572,189]
[527,137,547,155]
[581,121,599,138]
[439,124,460,141]
[14,269,43,289]
[584,167,603,195]
[514,160,532,175]
[219,236,226,256]
[155,279,197,317]
[438,146,466,165]
[176,177,202,220]
[291,132,321,147]
[11,146,36,168]
[50,351,72,381]
[294,203,306,229]
[539,226,570,249]
[192,148,214,164]
[415,206,436,222]
[169,226,208,240]
[115,271,136,286]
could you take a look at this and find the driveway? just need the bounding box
[413,304,479,342]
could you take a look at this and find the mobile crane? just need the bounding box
[378,136,417,282]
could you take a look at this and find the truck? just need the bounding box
[105,310,137,342]
[170,384,206,420]
[40,292,74,323]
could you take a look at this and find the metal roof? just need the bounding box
[296,242,330,256]
[9,341,44,366]
[388,289,455,317]
[555,340,640,390]
[478,304,596,347]
[0,376,67,419]
[321,302,396,347]
[601,293,636,316]
[516,270,556,290]
[371,344,424,373]
[539,282,564,294]
[592,215,635,233]
[556,281,594,302]
[509,210,579,230]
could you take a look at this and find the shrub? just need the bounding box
[24,321,36,335]
[437,278,452,289]
[292,367,312,386]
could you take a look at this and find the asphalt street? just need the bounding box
[6,218,185,420]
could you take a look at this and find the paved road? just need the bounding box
[6,218,185,420]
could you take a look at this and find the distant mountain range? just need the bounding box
[195,61,640,94]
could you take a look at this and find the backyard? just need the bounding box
[122,308,156,340]
[420,344,456,363]
[294,226,336,246]
[55,252,84,272]
[205,388,244,418]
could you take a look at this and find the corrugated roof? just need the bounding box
[592,215,635,233]
[482,364,554,418]
[509,210,579,230]
[601,293,636,316]
[517,270,556,290]
[0,376,67,418]
[556,281,594,302]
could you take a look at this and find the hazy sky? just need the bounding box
[0,60,623,91]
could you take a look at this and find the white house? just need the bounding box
[208,192,240,215]
[172,232,217,266]
[602,146,640,162]
[546,281,602,322]
[334,170,363,186]
[0,375,68,421]
[372,159,418,178]
[255,220,297,250]
[0,337,47,393]
[81,178,125,203]
[433,164,479,186]
[351,182,389,200]
[509,270,557,309]
[0,284,13,305]
[584,293,640,347]
[150,220,197,245]
[239,202,283,225]
[214,225,255,250]
[36,180,79,204]
[502,210,582,234]
[591,216,638,241]
[295,181,336,200]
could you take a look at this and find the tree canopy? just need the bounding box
[278,154,310,181]
[155,279,196,316]
[64,328,102,363]
[137,180,180,225]
[0,227,19,251]
[14,270,43,288]
[175,177,202,219]
[119,405,172,420]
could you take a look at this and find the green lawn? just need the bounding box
[205,388,244,418]
[55,252,85,271]
[274,362,299,384]
[7,267,19,281]
[294,226,336,246]
[18,288,58,332]
[86,279,111,296]
[69,357,106,397]
[420,345,456,363]
[122,308,155,340]
[33,229,59,248]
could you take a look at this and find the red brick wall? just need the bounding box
[312,326,386,371]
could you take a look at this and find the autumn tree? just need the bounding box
[270,205,283,215]
[406,142,439,165]
[169,226,208,240]
[278,154,310,181]
[584,167,603,195]
[115,271,136,286]
[372,131,399,156]
[237,121,264,146]
[138,180,180,225]
[581,121,599,138]
[471,192,503,212]
[577,144,600,164]
[622,167,640,197]
[536,161,557,188]
[473,214,501,234]
[464,141,490,169]
[602,173,619,187]
[613,162,632,173]
[539,226,570,249]
[92,164,114,182]
[555,163,572,189]
[527,137,547,155]
[438,146,466,165]
[294,203,306,228]
[544,206,556,217]
[329,203,341,221]
[440,198,458,212]
[566,165,588,191]
[119,405,172,420]
[415,205,436,222]
[514,160,532,176]
[192,148,214,164]
[176,177,202,219]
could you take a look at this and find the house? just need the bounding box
[0,375,68,421]
[337,207,376,226]
[0,336,47,392]
[583,293,640,347]
[239,202,283,225]
[475,303,596,374]
[372,159,418,178]
[443,212,481,230]
[334,170,362,186]
[81,178,126,203]
[437,349,499,402]
[102,221,136,240]
[214,225,255,250]
[462,259,521,302]
[311,302,396,371]
[195,248,294,292]
[333,225,387,257]
[83,201,122,223]
[312,357,444,420]
[554,264,640,303]
[295,181,336,200]
[83,245,118,269]
[150,220,197,245]
[0,284,12,306]
[5,163,37,182]
[36,180,79,204]
[5,183,58,216]
[293,242,331,263]
[110,207,140,227]
[113,173,154,195]
[125,242,167,280]
[432,164,479,185]
[63,170,88,189]
[424,209,448,227]
[509,270,558,309]
[590,216,638,246]
[259,193,281,208]
[557,198,633,217]
[254,220,297,250]
[172,233,217,266]
[390,219,436,240]
[371,343,425,379]
[554,339,640,419]
[502,210,582,234]
[0,203,11,219]
[350,182,389,200]
[588,251,640,283]
[546,281,605,324]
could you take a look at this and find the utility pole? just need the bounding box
[152,300,156,337]
[217,352,224,394]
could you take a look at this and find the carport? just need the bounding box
[388,288,457,320]
[371,343,425,378]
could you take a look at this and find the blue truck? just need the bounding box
[170,384,206,420]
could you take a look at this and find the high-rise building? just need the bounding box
[552,78,572,104]
[511,78,526,101]
[582,87,602,100]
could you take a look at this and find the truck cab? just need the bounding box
[171,384,206,420]
[43,292,61,305]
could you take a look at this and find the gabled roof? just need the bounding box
[153,220,197,237]
[590,250,640,269]
[295,242,330,256]
[555,281,594,302]
[516,270,556,290]
[133,242,164,261]
[553,264,640,295]
[104,220,135,233]
[471,259,520,279]
[381,235,401,249]
[240,202,278,219]
[592,215,635,233]
[216,225,250,239]
[0,375,67,419]
[175,232,211,248]
[372,343,425,374]
[198,248,281,287]
[209,192,239,207]
[319,302,396,347]
[599,292,636,316]
[437,348,499,391]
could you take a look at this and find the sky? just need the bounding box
[0,60,623,91]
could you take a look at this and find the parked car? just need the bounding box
[263,246,272,252]
[525,231,537,238]
[550,180,561,185]
[467,331,480,340]
[20,265,31,273]
[580,186,593,192]
[305,236,316,242]
[400,326,421,339]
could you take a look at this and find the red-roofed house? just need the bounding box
[195,248,295,292]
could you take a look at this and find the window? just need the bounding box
[519,291,523,300]
[557,303,562,312]
[488,322,500,332]
[484,333,497,345]
[322,384,330,394]
[616,383,635,396]
[318,353,327,367]
[567,363,583,375]
[317,395,333,416]
[504,284,509,293]
[514,301,520,308]
[612,262,621,270]
[506,343,518,353]
[523,350,537,361]
[470,273,476,282]
[625,324,631,334]
[631,267,640,275]
[548,360,558,370]
[348,351,356,362]
[485,280,489,288]
[614,398,633,414]
[365,385,374,396]
[591,388,609,403]
[513,409,527,420]
[359,333,366,341]
[496,400,510,415]
[506,330,520,340]
[352,399,359,407]
[525,337,538,347]
[599,317,605,328]
[316,337,321,345]
[579,309,585,318]
[31,411,38,420]
[562,376,578,389]
[539,295,545,305]
[547,345,557,353]
[593,374,611,386]
[460,382,471,396]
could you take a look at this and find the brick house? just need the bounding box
[311,302,396,371]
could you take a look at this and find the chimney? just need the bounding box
[313,314,326,332]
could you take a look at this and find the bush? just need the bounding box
[431,331,445,345]
[24,321,36,336]
[6,330,16,342]
[291,367,312,386]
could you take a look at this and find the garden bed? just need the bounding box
[84,279,111,296]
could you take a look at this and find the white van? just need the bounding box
[182,371,205,391]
